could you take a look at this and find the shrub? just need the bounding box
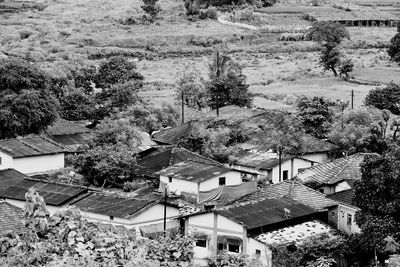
[279,32,304,41]
[141,0,161,21]
[388,33,400,63]
[19,30,34,39]
[185,0,200,16]
[339,58,354,79]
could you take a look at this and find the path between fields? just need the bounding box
[217,17,259,31]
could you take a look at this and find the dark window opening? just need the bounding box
[319,188,324,194]
[256,249,261,258]
[218,243,224,251]
[168,177,172,183]
[219,177,226,186]
[228,244,240,253]
[204,204,215,211]
[195,239,207,247]
[347,214,352,226]
[0,157,2,165]
[110,216,114,221]
[283,170,289,180]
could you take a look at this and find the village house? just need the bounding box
[181,196,334,266]
[295,153,371,194]
[0,135,66,174]
[327,189,361,234]
[157,161,243,198]
[229,150,318,184]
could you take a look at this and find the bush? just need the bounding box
[199,7,218,20]
[185,0,200,15]
[279,32,305,41]
[388,33,400,63]
[141,0,161,21]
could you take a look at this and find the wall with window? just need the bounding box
[160,175,198,195]
[271,158,315,184]
[300,152,331,163]
[337,204,361,234]
[199,171,242,192]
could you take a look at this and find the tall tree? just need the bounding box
[388,32,400,63]
[365,82,400,115]
[176,66,208,111]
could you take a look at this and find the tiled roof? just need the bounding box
[0,135,66,158]
[0,169,28,194]
[71,192,156,219]
[296,153,372,188]
[152,122,194,145]
[137,147,220,177]
[158,161,233,183]
[217,197,317,229]
[0,201,24,234]
[0,179,87,206]
[256,220,336,245]
[230,180,338,211]
[47,118,91,136]
[327,189,358,208]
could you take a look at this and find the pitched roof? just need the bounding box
[137,147,220,177]
[230,180,338,211]
[0,201,24,234]
[296,153,371,188]
[47,118,91,136]
[327,189,358,208]
[217,197,317,229]
[49,133,93,152]
[152,122,194,145]
[0,179,87,206]
[0,136,66,158]
[71,193,157,219]
[158,161,233,183]
[0,169,28,194]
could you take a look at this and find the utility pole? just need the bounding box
[163,185,167,237]
[181,90,184,124]
[341,100,345,130]
[351,90,354,109]
[278,146,282,183]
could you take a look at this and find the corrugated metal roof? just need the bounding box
[0,135,66,158]
[137,147,220,177]
[152,122,194,145]
[0,169,28,194]
[72,193,155,218]
[230,180,338,211]
[327,189,357,208]
[217,197,317,229]
[0,179,87,206]
[47,118,91,136]
[157,161,232,183]
[296,153,372,187]
[0,201,24,234]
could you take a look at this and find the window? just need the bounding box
[218,243,224,251]
[204,204,215,211]
[255,249,261,259]
[347,214,352,227]
[228,244,240,253]
[0,157,2,165]
[168,177,172,183]
[110,216,114,221]
[283,170,289,181]
[195,239,207,248]
[219,177,226,186]
[319,188,324,194]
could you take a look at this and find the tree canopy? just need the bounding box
[388,33,400,63]
[365,83,400,116]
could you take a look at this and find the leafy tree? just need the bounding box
[296,96,335,138]
[60,89,95,121]
[353,150,400,260]
[339,58,354,79]
[117,103,180,135]
[73,118,142,187]
[176,66,208,110]
[0,59,60,138]
[306,22,350,76]
[365,82,400,115]
[141,0,161,21]
[388,32,400,63]
[94,57,144,89]
[71,65,97,95]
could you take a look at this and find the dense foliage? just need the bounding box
[365,83,400,116]
[0,59,60,138]
[388,33,400,63]
[141,0,161,21]
[176,66,208,110]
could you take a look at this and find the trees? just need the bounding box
[353,150,400,260]
[73,118,142,187]
[60,89,95,121]
[365,83,400,115]
[207,47,252,114]
[296,96,335,138]
[0,59,60,138]
[176,67,208,111]
[141,0,161,21]
[306,22,350,76]
[388,32,400,63]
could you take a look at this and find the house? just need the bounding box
[0,178,88,214]
[70,192,181,237]
[47,118,93,153]
[0,168,28,194]
[182,197,330,266]
[327,189,361,234]
[0,135,66,174]
[0,200,24,235]
[158,161,242,198]
[296,153,371,194]
[136,146,220,179]
[230,150,317,184]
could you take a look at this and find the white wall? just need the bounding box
[160,175,198,195]
[0,151,14,170]
[271,158,314,184]
[131,204,180,224]
[5,198,63,215]
[13,154,65,174]
[301,152,329,163]
[228,163,270,180]
[199,171,242,191]
[248,238,273,267]
[337,204,361,234]
[334,181,352,193]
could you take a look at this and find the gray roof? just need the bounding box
[0,169,28,194]
[0,201,24,234]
